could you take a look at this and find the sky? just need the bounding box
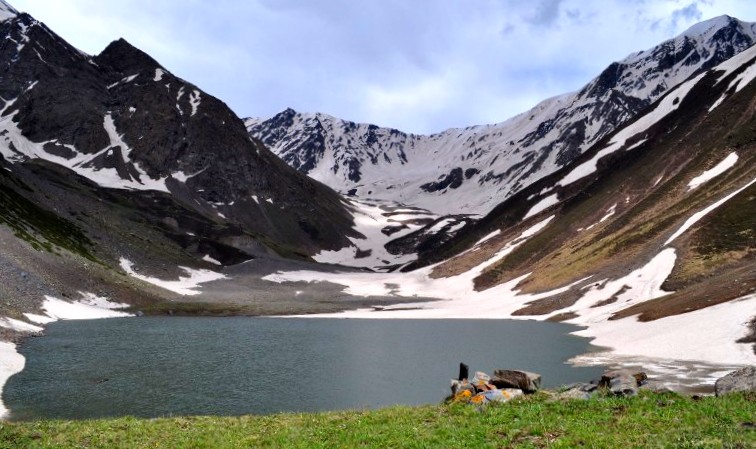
[9,0,756,134]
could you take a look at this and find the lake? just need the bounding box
[4,317,604,420]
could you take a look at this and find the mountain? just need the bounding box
[0,2,362,263]
[0,0,404,333]
[0,2,753,397]
[248,16,756,219]
[264,38,756,379]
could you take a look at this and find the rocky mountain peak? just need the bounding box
[94,38,163,74]
[681,14,738,40]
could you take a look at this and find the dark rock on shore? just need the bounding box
[491,369,542,393]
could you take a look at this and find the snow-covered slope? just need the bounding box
[0,0,16,22]
[249,16,756,217]
[264,42,756,385]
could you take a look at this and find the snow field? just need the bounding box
[119,258,227,296]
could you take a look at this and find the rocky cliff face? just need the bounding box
[0,7,356,256]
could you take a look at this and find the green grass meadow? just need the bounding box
[1,391,754,448]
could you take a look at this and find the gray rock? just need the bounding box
[491,370,542,393]
[610,376,638,396]
[715,366,756,397]
[555,387,593,401]
[599,369,640,396]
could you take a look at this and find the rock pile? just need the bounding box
[450,363,648,405]
[450,364,756,405]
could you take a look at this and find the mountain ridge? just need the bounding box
[248,15,756,218]
[0,9,359,258]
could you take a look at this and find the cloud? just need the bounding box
[8,0,756,134]
[671,2,704,24]
[526,0,566,26]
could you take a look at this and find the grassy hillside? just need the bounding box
[1,391,754,448]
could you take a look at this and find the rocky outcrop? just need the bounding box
[715,366,756,397]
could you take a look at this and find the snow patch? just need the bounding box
[0,341,23,419]
[312,200,440,270]
[687,152,738,190]
[189,90,201,116]
[600,204,617,223]
[120,258,227,296]
[269,215,555,300]
[0,317,43,333]
[475,230,501,246]
[203,254,222,266]
[154,68,165,82]
[708,95,727,112]
[563,248,677,326]
[171,168,206,183]
[571,293,756,366]
[581,203,618,232]
[42,295,131,320]
[106,74,138,89]
[524,194,559,219]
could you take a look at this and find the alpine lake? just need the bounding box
[4,317,605,420]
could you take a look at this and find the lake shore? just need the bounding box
[1,253,754,420]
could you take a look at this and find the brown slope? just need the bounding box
[423,50,756,321]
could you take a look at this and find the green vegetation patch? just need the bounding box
[1,391,754,448]
[0,180,97,262]
[694,183,755,257]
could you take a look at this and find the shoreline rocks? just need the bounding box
[450,364,756,406]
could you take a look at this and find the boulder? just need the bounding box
[610,376,638,397]
[715,366,756,397]
[598,369,642,396]
[556,387,593,401]
[491,370,542,393]
[552,383,598,401]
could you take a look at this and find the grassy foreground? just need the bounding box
[1,391,754,449]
